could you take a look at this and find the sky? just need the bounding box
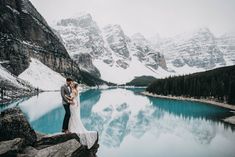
[29,0,235,38]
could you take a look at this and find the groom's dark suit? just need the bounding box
[61,84,71,131]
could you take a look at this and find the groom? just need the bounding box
[61,77,73,133]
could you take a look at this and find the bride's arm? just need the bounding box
[65,95,73,100]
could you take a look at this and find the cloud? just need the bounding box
[30,0,235,37]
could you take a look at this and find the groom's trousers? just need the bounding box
[62,104,71,131]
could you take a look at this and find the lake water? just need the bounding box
[1,88,235,157]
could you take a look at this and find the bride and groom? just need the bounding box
[61,77,97,149]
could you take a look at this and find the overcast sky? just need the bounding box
[30,0,235,38]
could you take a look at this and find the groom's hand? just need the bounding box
[69,101,75,105]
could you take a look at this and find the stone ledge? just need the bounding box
[0,107,99,157]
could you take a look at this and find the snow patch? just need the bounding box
[0,65,27,89]
[19,58,65,91]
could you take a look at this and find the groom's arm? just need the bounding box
[61,86,70,104]
[65,95,73,100]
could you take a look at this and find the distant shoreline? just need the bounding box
[141,91,235,110]
[141,91,235,125]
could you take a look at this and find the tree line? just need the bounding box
[146,65,235,105]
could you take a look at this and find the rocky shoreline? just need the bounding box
[0,88,40,105]
[0,107,99,157]
[141,91,235,125]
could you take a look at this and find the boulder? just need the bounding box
[18,139,82,157]
[0,107,37,145]
[34,133,80,149]
[0,138,24,157]
[0,107,99,157]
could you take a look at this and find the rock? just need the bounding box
[34,133,99,157]
[35,132,46,141]
[34,133,80,149]
[17,146,38,157]
[0,107,99,157]
[37,139,81,157]
[0,138,24,157]
[74,53,101,78]
[19,139,82,157]
[0,107,37,145]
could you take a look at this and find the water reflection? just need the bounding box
[1,88,235,157]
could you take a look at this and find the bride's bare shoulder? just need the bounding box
[73,89,78,95]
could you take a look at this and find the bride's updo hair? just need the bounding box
[73,82,79,89]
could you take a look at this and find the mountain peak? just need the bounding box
[56,13,94,27]
[131,33,146,40]
[72,12,92,19]
[103,24,123,32]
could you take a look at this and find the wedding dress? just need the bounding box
[68,90,98,149]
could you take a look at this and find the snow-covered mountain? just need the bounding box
[150,28,227,70]
[53,13,235,84]
[54,14,169,84]
[54,13,104,78]
[216,32,235,65]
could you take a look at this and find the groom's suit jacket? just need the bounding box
[61,84,71,105]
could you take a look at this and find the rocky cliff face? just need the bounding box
[0,0,79,77]
[102,24,131,69]
[131,33,167,70]
[74,53,101,78]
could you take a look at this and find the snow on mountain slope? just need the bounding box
[93,57,171,84]
[19,58,65,90]
[0,63,28,89]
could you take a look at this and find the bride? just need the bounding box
[65,82,98,149]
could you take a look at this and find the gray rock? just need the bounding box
[74,53,101,78]
[34,139,81,157]
[34,133,80,149]
[18,139,81,157]
[0,138,24,157]
[35,132,46,141]
[0,107,37,145]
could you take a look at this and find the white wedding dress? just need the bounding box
[68,90,98,149]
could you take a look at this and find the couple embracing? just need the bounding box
[61,78,97,149]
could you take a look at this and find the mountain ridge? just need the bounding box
[53,13,235,84]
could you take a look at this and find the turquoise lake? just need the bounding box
[1,88,235,157]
